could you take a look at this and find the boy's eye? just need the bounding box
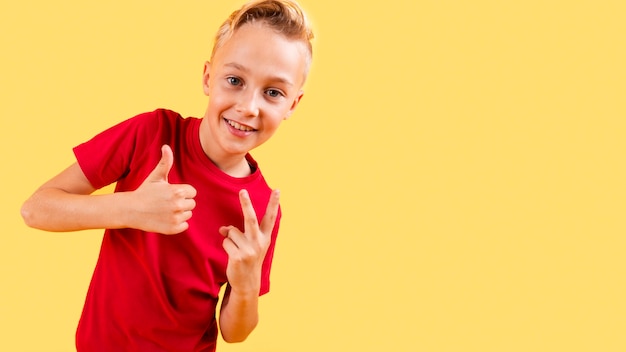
[227,77,241,86]
[266,89,283,98]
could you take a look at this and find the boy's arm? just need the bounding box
[219,284,261,343]
[218,189,280,343]
[21,145,196,234]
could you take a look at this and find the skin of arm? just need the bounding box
[219,283,261,343]
[21,145,196,234]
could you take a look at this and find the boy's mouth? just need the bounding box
[224,118,257,132]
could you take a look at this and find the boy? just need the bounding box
[20,0,313,351]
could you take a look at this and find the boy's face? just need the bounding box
[201,21,308,161]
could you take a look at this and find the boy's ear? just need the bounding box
[202,61,211,96]
[285,90,304,120]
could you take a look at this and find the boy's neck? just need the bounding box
[219,158,253,178]
[206,149,252,178]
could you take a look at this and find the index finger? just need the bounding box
[239,189,260,235]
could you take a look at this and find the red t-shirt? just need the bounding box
[73,109,280,351]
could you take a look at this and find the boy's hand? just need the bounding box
[219,189,280,294]
[130,145,197,235]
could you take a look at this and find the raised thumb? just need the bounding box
[148,144,174,182]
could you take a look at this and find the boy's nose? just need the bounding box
[235,89,260,117]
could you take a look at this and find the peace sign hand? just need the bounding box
[219,189,280,295]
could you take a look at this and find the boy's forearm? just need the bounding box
[21,188,132,232]
[219,287,260,343]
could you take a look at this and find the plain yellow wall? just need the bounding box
[2,1,625,351]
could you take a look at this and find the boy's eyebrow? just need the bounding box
[225,62,295,87]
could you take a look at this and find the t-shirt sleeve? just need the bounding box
[73,111,161,189]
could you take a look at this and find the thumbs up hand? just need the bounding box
[130,145,197,234]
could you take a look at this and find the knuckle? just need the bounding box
[173,187,186,198]
[173,212,187,223]
[245,217,258,227]
[174,200,185,211]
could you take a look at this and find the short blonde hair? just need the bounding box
[211,0,314,72]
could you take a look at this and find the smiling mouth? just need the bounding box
[224,118,257,132]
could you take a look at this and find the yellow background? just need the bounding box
[1,0,625,351]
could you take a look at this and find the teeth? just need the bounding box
[226,119,255,132]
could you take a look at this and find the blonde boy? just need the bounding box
[21,1,313,350]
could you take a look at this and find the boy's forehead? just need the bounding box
[212,22,309,84]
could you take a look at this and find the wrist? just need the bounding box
[228,268,263,296]
[229,283,261,297]
[114,191,137,229]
